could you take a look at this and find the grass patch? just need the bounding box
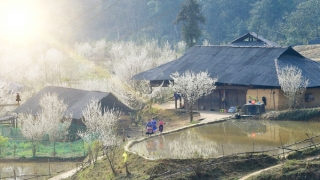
[287,147,320,159]
[276,108,320,121]
[0,139,86,159]
[251,147,320,180]
[70,149,279,180]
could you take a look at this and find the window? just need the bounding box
[305,93,315,102]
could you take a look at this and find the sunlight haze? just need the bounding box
[0,1,44,44]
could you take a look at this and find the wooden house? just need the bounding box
[14,86,132,140]
[132,32,320,111]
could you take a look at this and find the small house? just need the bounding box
[14,86,132,140]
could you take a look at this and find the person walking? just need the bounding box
[146,119,153,136]
[152,118,157,133]
[159,119,164,134]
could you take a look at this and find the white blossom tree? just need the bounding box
[39,93,71,157]
[0,80,13,115]
[78,99,120,174]
[20,93,71,158]
[169,70,218,122]
[276,64,309,109]
[20,114,46,158]
[109,40,177,88]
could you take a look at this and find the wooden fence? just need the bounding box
[150,133,320,179]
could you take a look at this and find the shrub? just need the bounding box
[277,108,320,121]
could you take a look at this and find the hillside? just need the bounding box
[294,45,320,61]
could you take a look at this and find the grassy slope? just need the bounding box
[294,45,320,61]
[250,149,320,180]
[69,150,278,180]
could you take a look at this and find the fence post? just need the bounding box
[252,142,254,153]
[48,159,51,176]
[279,135,285,160]
[13,141,16,159]
[13,165,16,180]
[306,133,318,150]
[221,145,224,165]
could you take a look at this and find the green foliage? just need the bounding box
[277,108,320,121]
[0,138,85,159]
[284,0,320,45]
[287,147,320,159]
[0,134,8,146]
[248,95,259,102]
[175,0,205,48]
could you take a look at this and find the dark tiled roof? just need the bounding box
[132,46,320,88]
[230,32,281,47]
[14,86,132,119]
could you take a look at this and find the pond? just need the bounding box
[129,120,320,160]
[0,161,77,180]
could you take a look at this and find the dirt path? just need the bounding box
[239,164,282,180]
[239,155,320,180]
[48,168,80,180]
[48,156,103,180]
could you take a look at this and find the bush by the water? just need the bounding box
[277,108,320,121]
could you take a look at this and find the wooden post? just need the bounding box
[175,98,177,109]
[273,91,276,111]
[280,135,285,160]
[252,142,254,153]
[13,166,16,180]
[221,145,224,165]
[48,159,51,175]
[306,133,318,150]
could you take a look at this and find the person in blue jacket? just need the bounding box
[152,118,157,133]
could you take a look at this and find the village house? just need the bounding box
[133,32,320,111]
[14,86,132,140]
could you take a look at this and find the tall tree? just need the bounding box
[248,0,294,43]
[169,70,217,122]
[175,0,205,48]
[78,99,120,174]
[40,93,71,157]
[284,0,320,45]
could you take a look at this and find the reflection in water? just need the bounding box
[0,162,76,180]
[168,130,218,159]
[130,120,320,160]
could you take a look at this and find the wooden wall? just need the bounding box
[190,87,320,111]
[195,89,246,111]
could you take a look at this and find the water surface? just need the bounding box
[0,161,76,180]
[129,120,320,159]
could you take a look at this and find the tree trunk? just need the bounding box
[32,143,36,158]
[106,152,116,175]
[189,106,193,122]
[53,141,56,157]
